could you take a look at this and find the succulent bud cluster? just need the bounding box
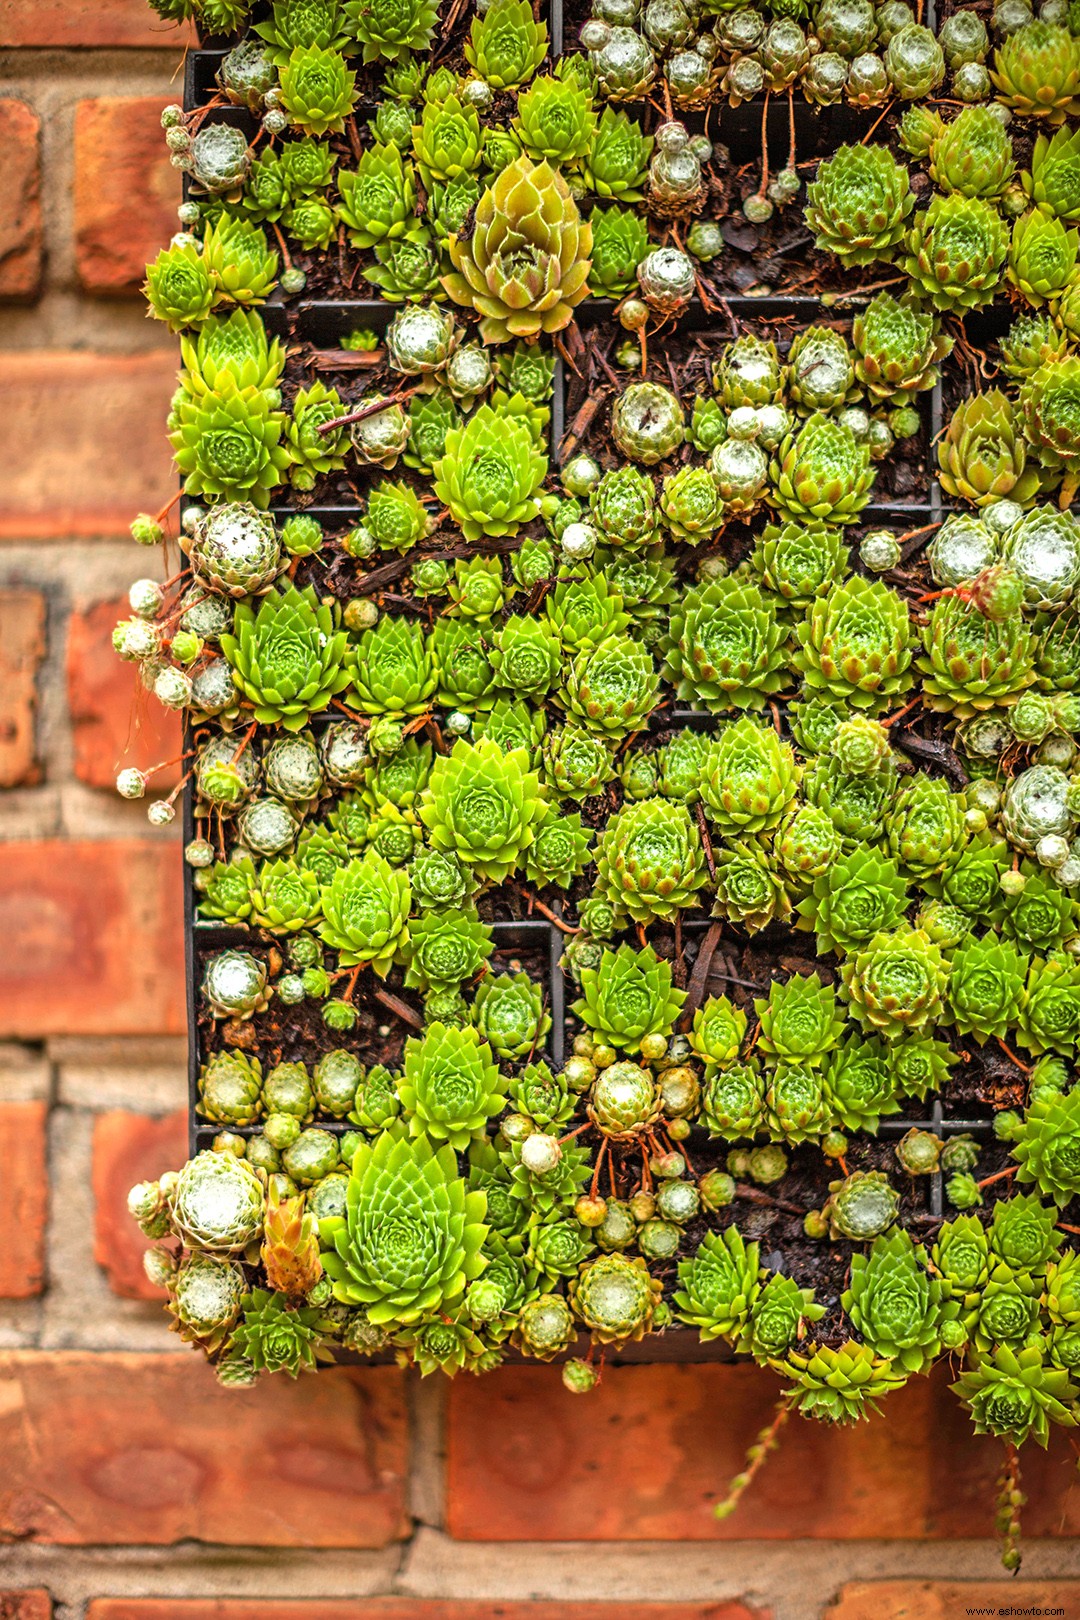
[113,0,1080,1556]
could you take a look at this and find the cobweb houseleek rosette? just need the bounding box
[220,584,351,730]
[442,155,592,345]
[319,1130,488,1326]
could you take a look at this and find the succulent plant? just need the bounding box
[320,1129,488,1324]
[660,578,790,713]
[804,144,914,265]
[774,1340,909,1424]
[443,156,590,345]
[769,413,875,527]
[220,584,350,730]
[570,1253,662,1345]
[749,522,848,611]
[953,1342,1078,1446]
[990,21,1080,123]
[674,1227,760,1342]
[902,192,1009,313]
[594,797,707,922]
[572,942,686,1051]
[756,975,846,1068]
[419,738,547,883]
[278,44,357,135]
[404,906,493,992]
[1009,209,1079,307]
[853,293,950,406]
[931,104,1016,199]
[823,1036,899,1133]
[839,925,948,1040]
[433,402,549,541]
[842,1229,955,1372]
[794,575,912,713]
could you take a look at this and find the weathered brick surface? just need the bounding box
[827,1581,1080,1619]
[0,101,43,300]
[74,98,179,294]
[0,0,192,47]
[447,1362,1080,1540]
[0,352,175,540]
[0,1353,409,1546]
[0,1594,51,1620]
[0,841,184,1038]
[0,590,46,787]
[67,596,181,790]
[0,1103,49,1299]
[87,1606,765,1620]
[92,1109,186,1299]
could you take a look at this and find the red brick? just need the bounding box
[0,103,42,300]
[0,351,175,541]
[0,1352,408,1547]
[0,842,184,1039]
[827,1581,1080,1619]
[0,591,46,787]
[88,1607,764,1620]
[0,0,193,47]
[67,596,181,791]
[74,98,179,295]
[0,1594,51,1620]
[447,1362,1080,1540]
[0,1103,48,1299]
[93,1109,187,1299]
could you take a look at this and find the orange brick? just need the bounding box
[0,841,184,1039]
[0,1594,51,1620]
[0,351,175,541]
[446,1361,1080,1541]
[93,1109,187,1299]
[0,1103,48,1299]
[87,1606,765,1620]
[0,590,46,787]
[0,102,42,300]
[827,1581,1080,1619]
[67,597,181,791]
[0,0,192,47]
[0,1353,408,1547]
[74,98,179,294]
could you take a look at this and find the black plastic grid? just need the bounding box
[178,4,1008,1363]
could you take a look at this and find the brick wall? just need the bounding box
[0,8,1078,1617]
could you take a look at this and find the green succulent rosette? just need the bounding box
[823,1036,899,1133]
[755,975,846,1067]
[572,943,686,1052]
[556,634,660,739]
[397,1023,506,1150]
[318,851,411,974]
[523,807,593,889]
[220,584,350,730]
[470,972,551,1061]
[443,155,591,345]
[433,402,549,541]
[712,840,793,933]
[1012,1083,1080,1207]
[345,0,440,62]
[793,575,913,714]
[419,738,547,883]
[841,1230,956,1373]
[336,143,419,249]
[569,1253,662,1346]
[464,0,548,90]
[319,1129,488,1325]
[917,593,1036,717]
[772,1340,909,1425]
[749,522,849,612]
[1017,952,1080,1057]
[953,1342,1078,1447]
[674,1227,761,1343]
[839,925,949,1041]
[594,797,707,923]
[700,716,799,837]
[169,372,290,508]
[659,578,790,713]
[349,617,437,718]
[404,906,494,993]
[804,143,914,265]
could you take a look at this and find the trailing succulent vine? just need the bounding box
[115,0,1080,1567]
